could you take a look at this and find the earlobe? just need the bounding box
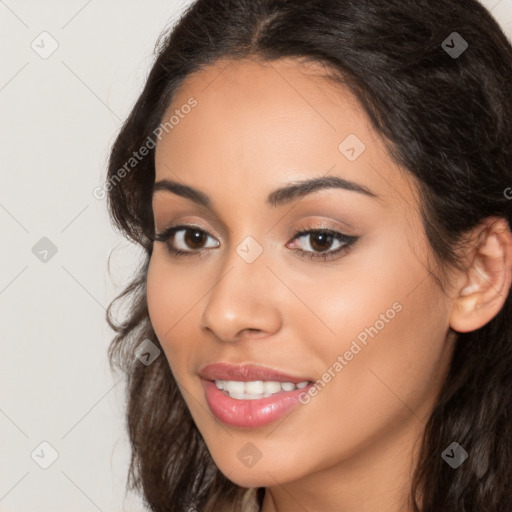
[449,217,512,333]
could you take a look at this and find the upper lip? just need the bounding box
[199,362,313,383]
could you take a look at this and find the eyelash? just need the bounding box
[153,222,358,262]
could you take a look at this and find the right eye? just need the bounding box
[154,225,220,257]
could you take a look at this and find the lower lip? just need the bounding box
[202,379,312,428]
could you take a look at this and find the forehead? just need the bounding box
[157,57,367,160]
[154,57,417,212]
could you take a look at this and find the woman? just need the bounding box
[105,0,512,510]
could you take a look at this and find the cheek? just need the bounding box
[147,253,194,334]
[146,256,186,360]
[320,269,450,422]
[294,240,452,426]
[146,256,168,338]
[146,254,208,378]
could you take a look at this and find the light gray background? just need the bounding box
[1,1,511,511]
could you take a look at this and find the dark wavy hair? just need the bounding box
[105,1,512,510]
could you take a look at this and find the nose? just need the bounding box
[199,249,282,343]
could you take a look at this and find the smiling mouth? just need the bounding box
[213,379,312,400]
[201,369,316,428]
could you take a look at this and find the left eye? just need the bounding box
[287,229,358,260]
[291,230,348,253]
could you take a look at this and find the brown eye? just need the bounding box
[183,229,209,249]
[293,230,344,254]
[288,228,358,262]
[308,232,336,252]
[153,225,220,255]
[166,227,219,253]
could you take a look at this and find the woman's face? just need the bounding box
[147,57,457,491]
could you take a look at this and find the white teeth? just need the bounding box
[245,381,264,394]
[263,381,282,394]
[226,380,245,394]
[214,379,310,399]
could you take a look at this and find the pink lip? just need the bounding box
[199,362,313,383]
[199,363,314,428]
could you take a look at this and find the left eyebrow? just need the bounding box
[152,175,379,209]
[266,176,378,207]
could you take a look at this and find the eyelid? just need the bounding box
[287,221,357,251]
[153,206,229,240]
[159,221,210,234]
[153,222,218,244]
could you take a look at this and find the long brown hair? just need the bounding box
[105,1,512,510]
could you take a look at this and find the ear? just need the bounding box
[450,217,512,333]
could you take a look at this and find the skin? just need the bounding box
[146,57,512,512]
